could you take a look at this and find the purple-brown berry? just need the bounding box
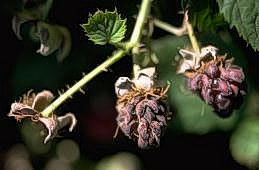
[179,46,246,117]
[115,67,171,149]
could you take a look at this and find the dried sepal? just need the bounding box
[39,112,77,143]
[177,45,218,74]
[32,90,54,112]
[115,66,171,149]
[115,77,134,97]
[8,90,77,143]
[132,66,156,90]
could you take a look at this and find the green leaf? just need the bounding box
[81,10,127,45]
[188,0,226,33]
[217,0,259,51]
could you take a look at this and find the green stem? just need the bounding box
[153,18,187,36]
[153,17,200,53]
[186,21,200,53]
[41,0,152,117]
[129,0,151,47]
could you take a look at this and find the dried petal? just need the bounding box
[8,90,77,144]
[115,77,133,97]
[57,113,77,132]
[8,103,38,121]
[38,115,57,144]
[200,46,218,60]
[133,67,156,89]
[32,90,54,112]
[40,112,77,144]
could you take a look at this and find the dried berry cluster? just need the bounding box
[8,90,77,143]
[115,67,171,149]
[185,55,246,117]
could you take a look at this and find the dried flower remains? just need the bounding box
[8,90,77,143]
[115,67,171,149]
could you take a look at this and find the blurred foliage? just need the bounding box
[12,0,54,39]
[95,152,141,170]
[81,10,127,45]
[230,117,259,169]
[230,91,259,168]
[36,21,72,62]
[180,0,226,33]
[12,0,72,61]
[217,0,259,51]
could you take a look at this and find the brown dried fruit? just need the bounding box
[115,67,171,149]
[178,46,246,117]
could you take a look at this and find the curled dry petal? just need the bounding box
[132,67,156,90]
[38,115,57,144]
[32,90,54,112]
[40,112,77,144]
[8,90,77,143]
[115,77,133,97]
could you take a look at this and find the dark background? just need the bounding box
[1,0,259,169]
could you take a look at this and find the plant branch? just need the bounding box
[128,0,151,47]
[153,12,200,53]
[41,0,152,117]
[184,13,200,53]
[153,18,187,36]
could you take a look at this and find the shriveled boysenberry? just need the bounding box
[115,67,171,149]
[179,46,246,117]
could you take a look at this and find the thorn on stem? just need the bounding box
[79,88,86,94]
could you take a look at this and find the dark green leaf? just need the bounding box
[81,10,127,45]
[217,0,259,51]
[188,0,226,33]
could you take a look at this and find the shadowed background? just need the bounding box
[0,0,259,169]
